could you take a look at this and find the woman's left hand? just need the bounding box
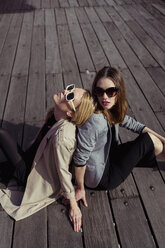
[69,198,82,232]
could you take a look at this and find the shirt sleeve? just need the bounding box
[53,137,75,199]
[73,115,98,167]
[120,115,145,134]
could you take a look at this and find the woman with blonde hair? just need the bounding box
[0,85,95,232]
[73,67,165,206]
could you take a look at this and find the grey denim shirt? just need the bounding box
[73,113,145,188]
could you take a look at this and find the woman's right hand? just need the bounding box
[69,198,82,232]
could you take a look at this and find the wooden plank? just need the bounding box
[100,6,158,68]
[155,112,165,132]
[86,7,127,70]
[68,0,79,7]
[0,211,14,248]
[125,5,165,52]
[13,209,47,248]
[0,13,23,121]
[0,13,13,56]
[41,0,51,8]
[75,7,90,24]
[50,0,60,7]
[152,3,165,16]
[12,12,34,76]
[147,67,165,96]
[81,71,95,91]
[23,10,45,149]
[46,73,64,112]
[81,190,119,248]
[59,0,69,7]
[125,19,165,71]
[78,0,89,7]
[30,0,41,9]
[57,24,82,86]
[104,0,116,6]
[66,8,95,72]
[132,167,165,248]
[45,9,62,74]
[87,0,97,7]
[95,0,106,6]
[103,14,165,114]
[142,3,165,22]
[121,68,165,136]
[55,8,67,25]
[111,197,156,248]
[2,75,27,145]
[48,202,83,247]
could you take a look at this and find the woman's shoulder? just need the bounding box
[79,113,107,131]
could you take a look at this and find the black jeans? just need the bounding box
[97,133,157,190]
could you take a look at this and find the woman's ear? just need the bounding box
[66,111,74,118]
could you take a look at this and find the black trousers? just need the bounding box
[97,133,157,190]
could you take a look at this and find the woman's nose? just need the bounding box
[103,92,108,98]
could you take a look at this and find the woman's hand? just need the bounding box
[69,198,82,232]
[75,188,88,207]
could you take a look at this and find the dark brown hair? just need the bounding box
[92,66,127,124]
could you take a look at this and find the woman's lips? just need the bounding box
[102,101,110,106]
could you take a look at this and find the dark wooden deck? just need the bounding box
[0,0,165,247]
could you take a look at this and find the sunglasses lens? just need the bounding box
[106,87,118,97]
[94,87,118,97]
[66,92,74,101]
[66,84,75,91]
[94,87,104,96]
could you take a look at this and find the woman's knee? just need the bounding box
[148,133,163,156]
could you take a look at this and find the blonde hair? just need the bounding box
[71,90,95,126]
[45,90,95,126]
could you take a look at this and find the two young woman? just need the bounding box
[73,67,165,205]
[0,86,95,232]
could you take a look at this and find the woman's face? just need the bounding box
[53,88,85,114]
[96,77,117,110]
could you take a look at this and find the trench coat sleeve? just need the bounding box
[53,138,75,199]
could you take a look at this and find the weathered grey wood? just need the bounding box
[81,190,119,248]
[0,211,14,248]
[111,197,156,248]
[68,0,79,7]
[79,0,89,7]
[132,167,165,248]
[95,0,106,6]
[50,0,60,8]
[147,67,165,96]
[86,7,127,70]
[23,10,45,149]
[142,2,165,22]
[46,73,64,112]
[12,12,34,77]
[55,8,67,25]
[29,0,41,9]
[57,24,82,86]
[41,0,51,8]
[59,0,69,7]
[0,13,13,56]
[103,15,165,114]
[81,71,95,91]
[45,9,62,74]
[111,6,158,68]
[125,5,165,52]
[75,6,90,24]
[48,202,83,247]
[87,0,97,7]
[125,19,165,71]
[155,112,165,132]
[152,3,165,16]
[105,0,116,6]
[66,8,95,72]
[2,75,27,145]
[13,209,47,248]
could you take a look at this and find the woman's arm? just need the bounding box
[53,138,82,232]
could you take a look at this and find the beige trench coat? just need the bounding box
[0,119,76,220]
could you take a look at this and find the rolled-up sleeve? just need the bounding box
[120,115,145,134]
[73,116,98,167]
[53,139,75,199]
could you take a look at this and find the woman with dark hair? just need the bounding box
[0,85,95,232]
[73,67,165,205]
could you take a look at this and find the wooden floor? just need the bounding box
[0,0,165,247]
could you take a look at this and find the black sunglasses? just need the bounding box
[94,87,119,97]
